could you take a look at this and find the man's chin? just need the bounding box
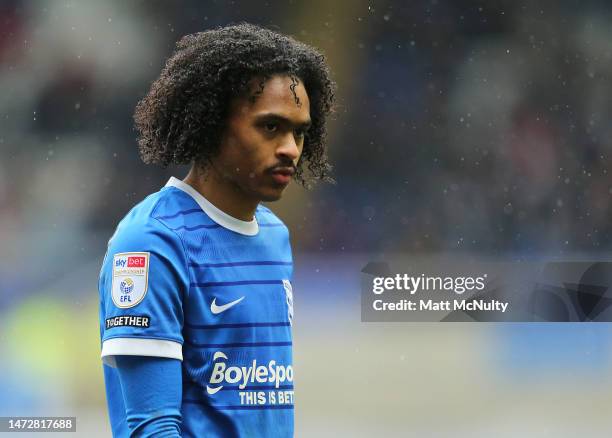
[257,187,286,202]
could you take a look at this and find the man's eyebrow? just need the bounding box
[254,113,312,128]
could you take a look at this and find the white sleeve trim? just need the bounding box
[101,338,183,368]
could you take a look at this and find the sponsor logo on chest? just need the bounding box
[206,351,295,406]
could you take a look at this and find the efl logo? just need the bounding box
[112,252,149,309]
[128,256,146,268]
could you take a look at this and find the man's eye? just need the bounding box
[294,129,305,138]
[264,123,278,132]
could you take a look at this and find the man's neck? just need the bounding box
[183,166,258,222]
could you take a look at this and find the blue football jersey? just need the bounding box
[99,177,295,437]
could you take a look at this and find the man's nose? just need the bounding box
[276,133,300,162]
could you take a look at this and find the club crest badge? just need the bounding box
[283,279,294,325]
[112,252,149,308]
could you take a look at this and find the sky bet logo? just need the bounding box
[112,252,149,309]
[206,351,294,396]
[115,256,146,268]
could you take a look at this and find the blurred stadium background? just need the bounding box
[2,0,612,436]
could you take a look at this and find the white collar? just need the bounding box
[164,177,259,236]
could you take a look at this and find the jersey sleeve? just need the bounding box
[115,356,182,436]
[99,216,189,367]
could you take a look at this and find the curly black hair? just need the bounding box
[134,23,336,184]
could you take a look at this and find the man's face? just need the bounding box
[212,74,311,202]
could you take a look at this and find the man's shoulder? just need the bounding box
[255,205,291,252]
[109,187,198,247]
[256,205,288,228]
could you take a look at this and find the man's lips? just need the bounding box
[269,167,295,185]
[271,167,295,176]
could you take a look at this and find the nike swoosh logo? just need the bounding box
[210,296,245,314]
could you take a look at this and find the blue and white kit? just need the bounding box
[99,177,295,437]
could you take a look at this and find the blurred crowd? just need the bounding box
[322,0,612,253]
[2,0,612,301]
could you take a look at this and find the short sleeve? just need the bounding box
[99,216,189,367]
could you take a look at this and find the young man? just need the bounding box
[98,24,335,437]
